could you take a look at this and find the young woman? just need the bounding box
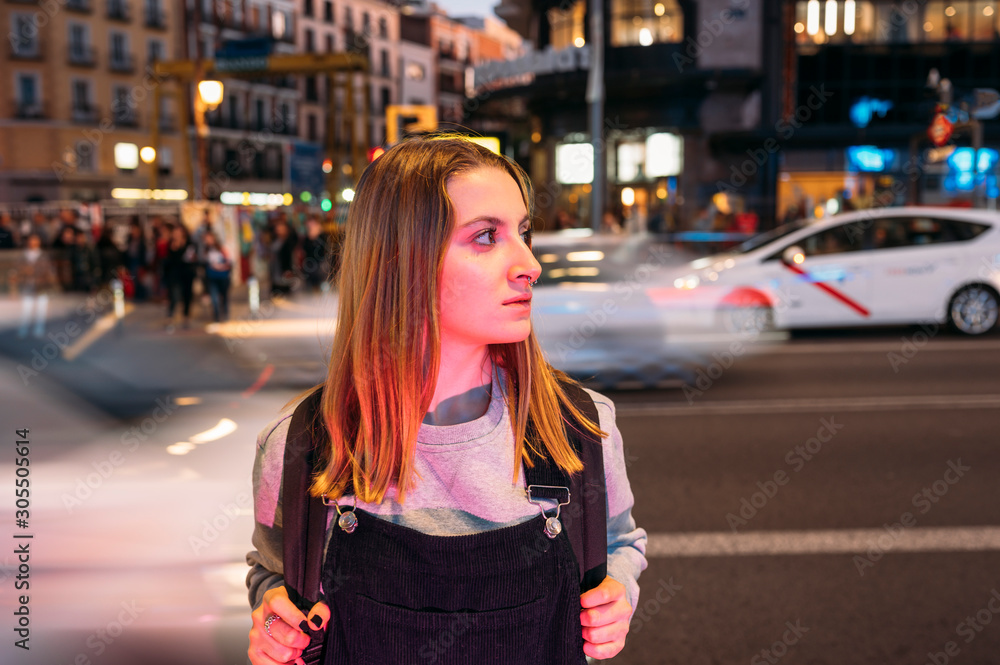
[246,136,647,664]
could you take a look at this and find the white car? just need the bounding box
[660,207,1000,335]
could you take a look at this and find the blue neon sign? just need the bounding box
[850,97,894,128]
[945,147,999,192]
[847,146,896,172]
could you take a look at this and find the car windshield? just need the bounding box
[734,219,810,254]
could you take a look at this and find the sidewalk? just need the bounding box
[0,286,338,419]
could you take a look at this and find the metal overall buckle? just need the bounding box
[322,494,358,533]
[526,485,571,539]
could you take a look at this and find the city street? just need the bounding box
[1,295,998,665]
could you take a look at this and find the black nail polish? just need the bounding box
[311,615,323,627]
[298,619,310,632]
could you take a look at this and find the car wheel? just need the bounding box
[948,285,999,335]
[720,305,774,336]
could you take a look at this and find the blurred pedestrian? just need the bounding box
[0,213,18,249]
[151,220,172,302]
[95,226,124,287]
[300,217,329,292]
[245,136,646,665]
[202,230,232,322]
[269,220,296,296]
[123,219,148,301]
[162,224,197,331]
[69,228,98,292]
[12,234,58,339]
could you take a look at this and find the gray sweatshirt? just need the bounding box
[246,380,648,613]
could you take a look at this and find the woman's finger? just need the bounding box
[306,600,331,631]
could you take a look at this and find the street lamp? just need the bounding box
[197,80,224,109]
[193,79,224,200]
[140,146,157,164]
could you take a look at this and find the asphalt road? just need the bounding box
[607,328,1000,665]
[1,296,999,665]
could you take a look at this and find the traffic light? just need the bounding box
[322,159,333,174]
[368,146,385,162]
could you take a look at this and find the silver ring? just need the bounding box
[264,613,280,637]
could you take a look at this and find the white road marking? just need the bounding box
[62,306,132,361]
[753,338,1000,354]
[645,526,1000,557]
[616,394,1000,416]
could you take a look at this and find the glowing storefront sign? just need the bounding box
[850,97,893,128]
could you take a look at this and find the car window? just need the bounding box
[870,217,990,249]
[869,218,912,250]
[943,219,990,241]
[762,221,866,261]
[799,222,866,257]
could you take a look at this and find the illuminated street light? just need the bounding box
[844,0,856,35]
[825,0,837,36]
[197,80,224,109]
[807,0,820,35]
[139,146,157,164]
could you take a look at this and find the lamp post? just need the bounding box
[193,79,224,201]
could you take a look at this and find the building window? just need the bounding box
[381,86,391,113]
[71,79,96,122]
[362,11,371,36]
[256,99,266,130]
[113,85,136,125]
[305,0,314,18]
[380,49,390,77]
[69,23,94,63]
[75,141,95,172]
[147,39,164,65]
[324,1,334,23]
[610,0,683,47]
[110,31,130,69]
[345,6,353,30]
[326,34,334,51]
[308,113,317,142]
[306,28,315,52]
[549,0,587,49]
[15,74,41,117]
[10,14,40,57]
[379,16,388,39]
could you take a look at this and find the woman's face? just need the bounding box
[438,167,541,353]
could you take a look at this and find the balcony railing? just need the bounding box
[107,0,130,21]
[66,0,92,13]
[144,7,167,29]
[71,104,101,123]
[9,42,42,60]
[12,101,47,120]
[110,53,135,73]
[68,45,97,67]
[112,106,139,127]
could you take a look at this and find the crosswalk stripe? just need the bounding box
[616,394,1000,416]
[645,526,1000,557]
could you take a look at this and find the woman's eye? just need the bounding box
[473,228,497,245]
[520,227,533,247]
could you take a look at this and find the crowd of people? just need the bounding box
[2,207,339,338]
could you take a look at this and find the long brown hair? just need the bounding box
[311,135,605,503]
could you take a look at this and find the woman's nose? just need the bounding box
[510,240,541,285]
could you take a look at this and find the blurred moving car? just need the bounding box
[529,230,720,388]
[662,207,1000,335]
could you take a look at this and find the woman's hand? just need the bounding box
[579,576,632,660]
[248,585,330,665]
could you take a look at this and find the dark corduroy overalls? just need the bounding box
[318,507,588,665]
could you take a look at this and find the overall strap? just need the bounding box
[523,382,607,593]
[281,388,328,609]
